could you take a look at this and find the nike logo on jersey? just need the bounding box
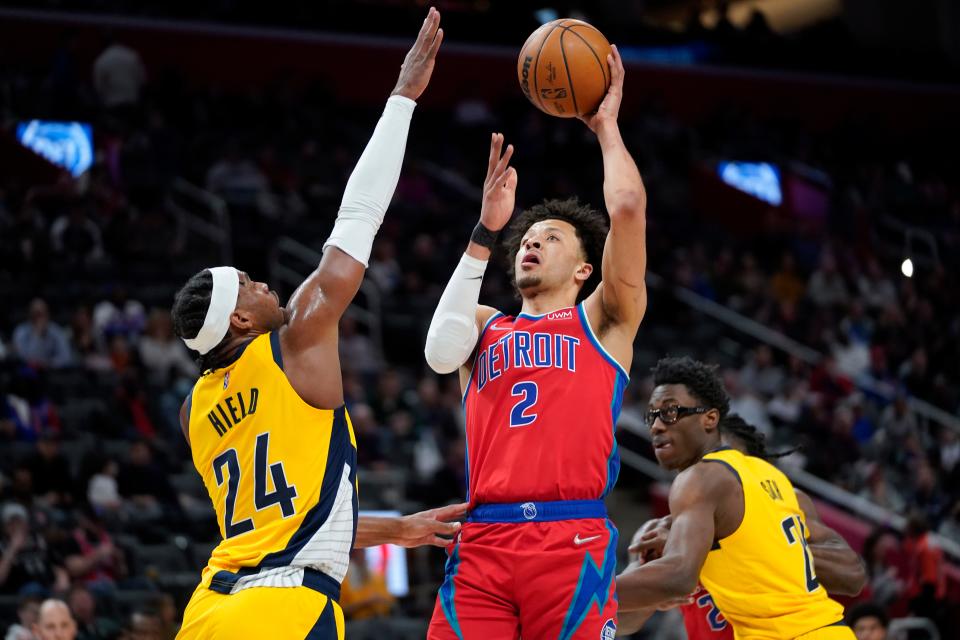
[574,533,602,545]
[488,325,512,331]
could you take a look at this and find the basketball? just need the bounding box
[517,19,613,118]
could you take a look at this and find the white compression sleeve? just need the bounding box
[424,253,488,374]
[323,94,416,267]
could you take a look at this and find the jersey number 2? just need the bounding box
[510,382,539,427]
[213,432,298,538]
[781,515,820,592]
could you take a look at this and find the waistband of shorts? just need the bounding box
[467,500,606,523]
[302,567,341,602]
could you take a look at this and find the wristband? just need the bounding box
[470,221,500,249]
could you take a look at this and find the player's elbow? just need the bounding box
[424,349,461,375]
[607,189,647,219]
[661,567,698,600]
[424,313,477,374]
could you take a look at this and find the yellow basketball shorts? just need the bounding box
[177,583,345,639]
[795,622,856,640]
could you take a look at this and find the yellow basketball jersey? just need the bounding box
[699,448,846,639]
[186,332,358,596]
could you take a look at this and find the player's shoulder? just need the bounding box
[671,457,741,503]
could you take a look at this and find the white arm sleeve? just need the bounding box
[424,253,488,374]
[323,94,416,267]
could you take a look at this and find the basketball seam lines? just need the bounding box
[561,25,609,87]
[532,21,565,113]
[558,28,580,117]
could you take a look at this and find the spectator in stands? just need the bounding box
[68,584,121,640]
[204,142,272,212]
[0,503,69,595]
[59,507,125,590]
[137,309,197,386]
[92,289,145,343]
[124,609,162,640]
[12,299,73,369]
[857,259,897,310]
[68,307,110,372]
[351,404,387,469]
[86,459,122,515]
[770,252,806,306]
[26,432,74,508]
[148,592,178,640]
[116,441,177,520]
[4,595,41,640]
[49,203,104,267]
[807,252,849,308]
[92,36,146,109]
[338,316,382,379]
[31,599,76,640]
[901,514,946,624]
[860,529,903,608]
[845,602,887,640]
[340,548,395,621]
[738,345,785,398]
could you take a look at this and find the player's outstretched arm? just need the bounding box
[796,490,867,596]
[617,464,729,611]
[580,45,648,335]
[617,516,684,635]
[354,502,467,548]
[285,8,443,340]
[424,133,516,378]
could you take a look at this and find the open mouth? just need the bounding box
[653,441,673,452]
[522,253,541,265]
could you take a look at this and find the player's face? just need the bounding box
[235,271,285,331]
[647,384,719,470]
[515,219,590,296]
[853,617,887,640]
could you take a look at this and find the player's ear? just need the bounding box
[230,308,255,332]
[703,408,721,433]
[575,261,593,283]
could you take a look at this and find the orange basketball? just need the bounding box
[517,19,612,118]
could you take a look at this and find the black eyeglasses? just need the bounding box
[645,405,709,427]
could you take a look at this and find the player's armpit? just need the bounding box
[616,464,728,611]
[796,490,866,596]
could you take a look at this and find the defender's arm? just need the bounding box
[796,490,866,596]
[616,463,732,611]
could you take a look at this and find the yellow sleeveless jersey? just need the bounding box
[186,332,358,596]
[699,448,846,639]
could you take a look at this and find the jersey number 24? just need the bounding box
[213,433,298,538]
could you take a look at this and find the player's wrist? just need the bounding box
[470,220,500,249]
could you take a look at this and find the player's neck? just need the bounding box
[519,289,577,317]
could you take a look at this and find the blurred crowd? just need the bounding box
[1,21,959,638]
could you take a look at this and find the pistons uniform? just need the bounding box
[428,303,628,640]
[178,332,357,640]
[681,585,732,640]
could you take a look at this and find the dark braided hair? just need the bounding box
[651,357,730,419]
[171,269,221,372]
[720,413,800,460]
[501,197,609,302]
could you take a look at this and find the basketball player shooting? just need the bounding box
[424,45,647,639]
[169,10,465,639]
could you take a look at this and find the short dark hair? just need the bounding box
[651,357,730,418]
[845,602,888,629]
[171,269,218,371]
[501,197,608,302]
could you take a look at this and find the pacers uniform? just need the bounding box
[177,332,357,640]
[699,448,854,640]
[428,303,628,640]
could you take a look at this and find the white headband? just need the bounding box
[183,266,240,355]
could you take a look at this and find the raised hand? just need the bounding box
[392,7,444,101]
[578,44,624,133]
[479,133,518,232]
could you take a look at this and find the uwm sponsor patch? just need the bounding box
[547,309,574,321]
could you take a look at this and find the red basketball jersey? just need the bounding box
[681,585,732,640]
[462,303,628,505]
